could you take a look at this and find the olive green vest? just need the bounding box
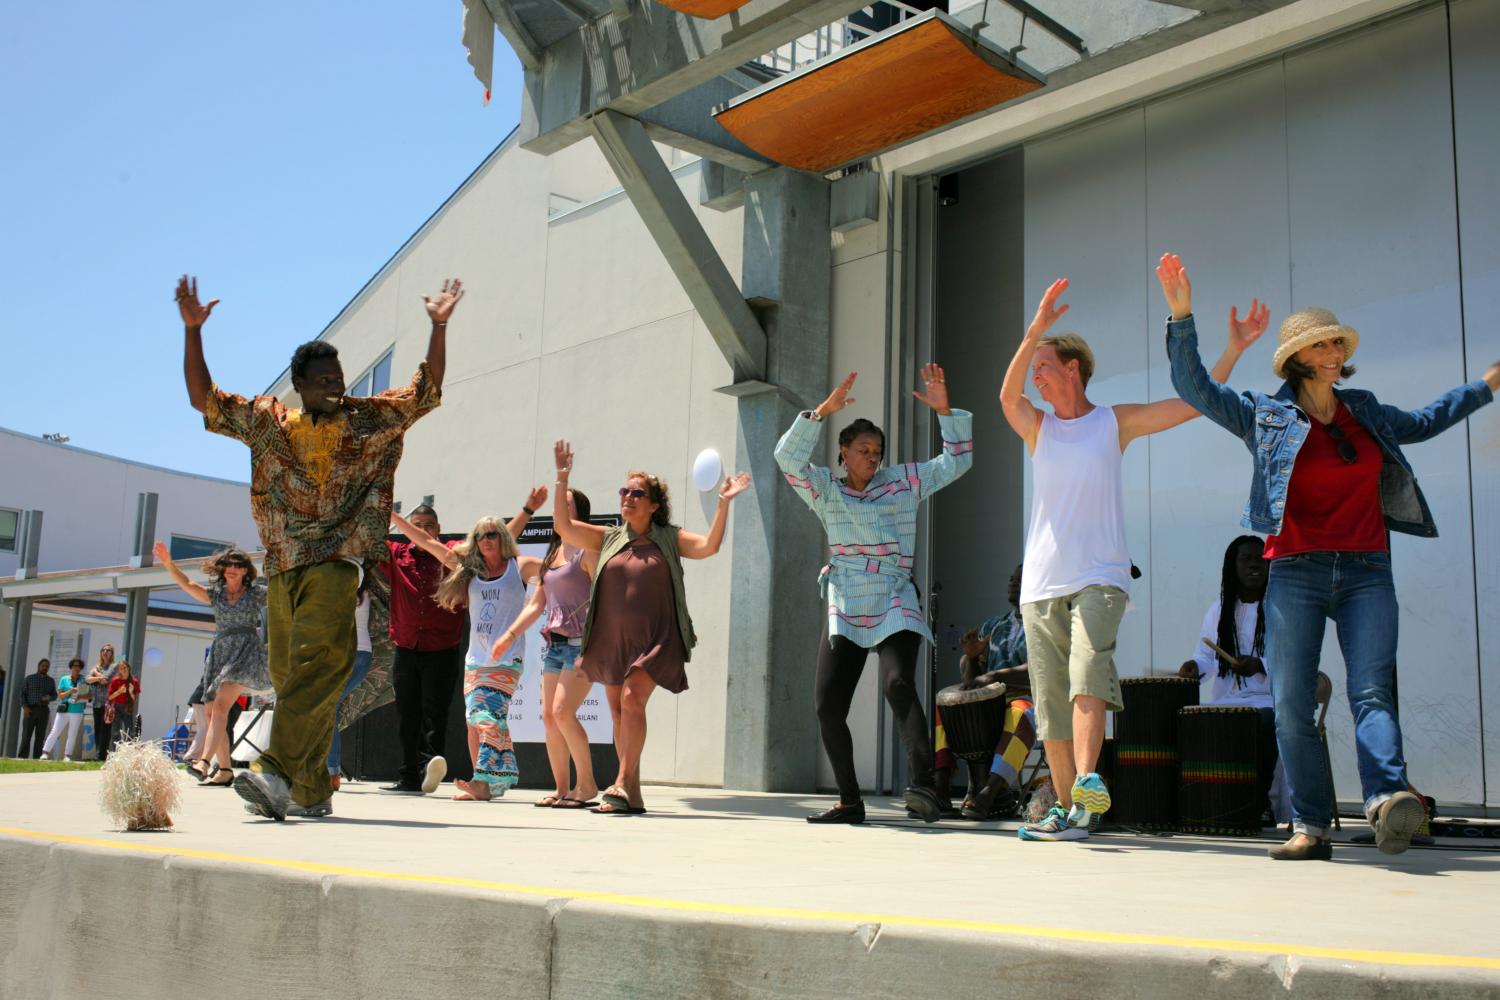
[581,521,697,662]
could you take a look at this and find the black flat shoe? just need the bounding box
[807,802,865,824]
[903,786,942,823]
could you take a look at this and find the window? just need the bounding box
[169,534,235,561]
[349,347,394,398]
[0,508,17,552]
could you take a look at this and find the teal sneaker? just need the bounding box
[1067,772,1112,828]
[1018,805,1088,842]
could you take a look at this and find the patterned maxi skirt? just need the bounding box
[464,660,522,793]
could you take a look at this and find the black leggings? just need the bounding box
[814,623,933,803]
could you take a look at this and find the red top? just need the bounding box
[107,676,141,707]
[1265,403,1388,559]
[383,539,465,651]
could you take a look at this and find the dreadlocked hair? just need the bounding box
[434,515,518,611]
[1217,535,1266,685]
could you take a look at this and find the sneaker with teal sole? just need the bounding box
[1067,772,1112,828]
[1018,805,1088,842]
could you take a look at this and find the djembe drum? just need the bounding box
[935,681,1009,792]
[1112,676,1198,828]
[1177,705,1262,835]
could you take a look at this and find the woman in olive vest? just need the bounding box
[550,439,751,814]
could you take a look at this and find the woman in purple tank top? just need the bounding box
[491,488,600,809]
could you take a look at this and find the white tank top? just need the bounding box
[466,560,526,667]
[1021,405,1133,604]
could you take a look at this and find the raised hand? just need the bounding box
[815,372,857,420]
[1156,254,1192,319]
[423,278,464,325]
[554,439,575,477]
[1027,278,1070,339]
[175,275,219,329]
[525,485,549,511]
[1228,299,1270,353]
[911,362,951,414]
[718,471,752,502]
[151,540,172,565]
[1483,359,1500,392]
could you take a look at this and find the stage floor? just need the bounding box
[3,770,1499,999]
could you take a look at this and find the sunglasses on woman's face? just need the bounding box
[619,487,649,499]
[478,531,503,541]
[1324,423,1357,465]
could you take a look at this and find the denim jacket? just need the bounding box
[1165,315,1493,538]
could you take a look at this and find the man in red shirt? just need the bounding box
[382,498,540,793]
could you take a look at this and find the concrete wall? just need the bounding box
[267,137,745,786]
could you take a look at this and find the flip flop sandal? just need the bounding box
[600,786,630,810]
[535,794,563,808]
[205,768,235,788]
[553,797,597,809]
[591,802,647,815]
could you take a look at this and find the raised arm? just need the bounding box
[420,279,463,390]
[911,363,973,497]
[1158,253,1259,443]
[774,374,848,512]
[1379,374,1496,445]
[152,541,211,604]
[552,440,607,551]
[176,275,221,414]
[390,512,461,570]
[1002,279,1069,452]
[678,473,753,560]
[490,581,548,662]
[505,485,548,540]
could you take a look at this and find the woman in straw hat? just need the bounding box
[1158,252,1500,861]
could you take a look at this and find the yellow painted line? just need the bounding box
[3,825,1498,973]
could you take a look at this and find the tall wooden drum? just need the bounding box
[1177,705,1262,836]
[1112,676,1198,828]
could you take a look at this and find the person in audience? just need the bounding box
[42,659,89,761]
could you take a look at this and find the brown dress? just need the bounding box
[579,537,689,693]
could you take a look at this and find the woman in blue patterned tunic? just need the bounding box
[776,364,974,824]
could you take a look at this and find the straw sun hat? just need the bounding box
[1272,307,1359,380]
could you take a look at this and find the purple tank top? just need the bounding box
[542,548,591,639]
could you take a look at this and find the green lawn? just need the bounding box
[0,758,106,774]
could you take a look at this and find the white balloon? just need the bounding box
[143,647,164,669]
[692,448,723,492]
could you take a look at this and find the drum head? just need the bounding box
[936,681,1006,707]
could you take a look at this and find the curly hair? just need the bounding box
[201,548,258,587]
[625,471,672,527]
[289,340,340,384]
[435,515,519,611]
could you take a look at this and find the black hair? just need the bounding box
[542,489,592,581]
[837,418,885,466]
[202,547,258,588]
[1217,535,1266,684]
[1282,355,1355,388]
[408,504,438,520]
[289,340,340,384]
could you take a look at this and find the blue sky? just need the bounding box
[0,3,522,481]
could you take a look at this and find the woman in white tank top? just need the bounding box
[394,510,542,801]
[999,275,1254,841]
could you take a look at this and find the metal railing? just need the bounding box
[752,0,928,75]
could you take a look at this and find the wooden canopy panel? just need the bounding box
[653,0,752,18]
[715,15,1042,172]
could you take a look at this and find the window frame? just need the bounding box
[0,506,19,553]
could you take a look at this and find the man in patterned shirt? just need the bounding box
[175,273,462,820]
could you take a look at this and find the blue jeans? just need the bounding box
[327,650,373,776]
[1265,551,1404,837]
[540,635,582,675]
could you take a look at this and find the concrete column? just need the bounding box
[2,510,41,756]
[122,494,158,676]
[723,168,831,792]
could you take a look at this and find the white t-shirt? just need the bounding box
[1021,405,1133,604]
[354,593,372,654]
[1191,598,1272,709]
[466,561,526,667]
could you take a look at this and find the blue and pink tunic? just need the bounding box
[775,408,973,648]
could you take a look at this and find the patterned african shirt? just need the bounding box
[203,362,440,576]
[775,408,973,648]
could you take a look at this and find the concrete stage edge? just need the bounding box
[2,776,1498,1000]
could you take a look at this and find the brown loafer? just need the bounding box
[1268,833,1332,861]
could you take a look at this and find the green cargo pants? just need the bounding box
[255,559,358,807]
